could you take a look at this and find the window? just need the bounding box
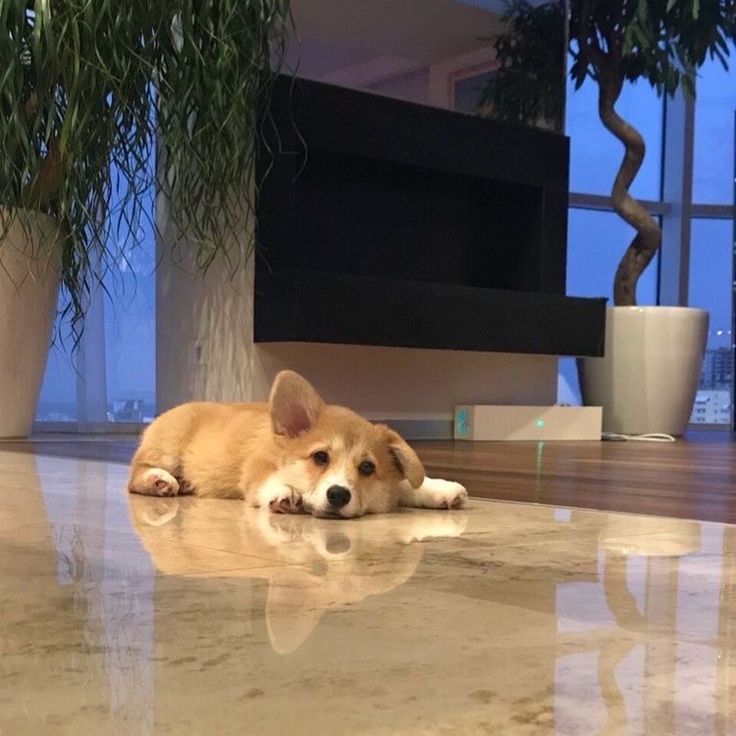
[453,69,496,114]
[36,194,156,427]
[693,43,736,204]
[688,218,733,425]
[103,209,157,423]
[37,314,78,422]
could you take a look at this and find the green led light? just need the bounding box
[536,418,545,428]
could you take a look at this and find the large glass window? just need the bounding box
[37,312,78,422]
[567,78,664,200]
[688,218,733,425]
[36,199,156,426]
[453,69,496,114]
[103,213,157,424]
[693,43,736,204]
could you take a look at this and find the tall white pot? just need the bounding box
[0,212,61,438]
[577,306,709,436]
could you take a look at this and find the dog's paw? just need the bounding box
[421,478,468,510]
[140,468,180,497]
[268,488,304,515]
[140,498,180,526]
[402,514,469,542]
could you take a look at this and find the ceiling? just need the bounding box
[286,0,504,81]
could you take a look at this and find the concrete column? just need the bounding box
[659,90,695,306]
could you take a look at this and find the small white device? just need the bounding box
[454,405,603,441]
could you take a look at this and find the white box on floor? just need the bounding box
[454,405,602,441]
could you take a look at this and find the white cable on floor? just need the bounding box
[601,432,676,443]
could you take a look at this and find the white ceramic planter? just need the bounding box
[0,211,61,437]
[578,306,709,436]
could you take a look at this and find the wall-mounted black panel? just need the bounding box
[255,76,605,356]
[258,149,544,292]
[255,271,606,356]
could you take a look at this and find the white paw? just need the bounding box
[141,498,180,526]
[142,468,180,497]
[267,487,304,515]
[401,515,468,542]
[421,478,468,509]
[253,508,298,544]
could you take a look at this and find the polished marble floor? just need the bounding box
[2,448,736,735]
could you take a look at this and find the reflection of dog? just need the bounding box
[128,370,467,518]
[129,496,468,653]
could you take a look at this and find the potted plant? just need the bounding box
[0,1,291,437]
[486,0,735,435]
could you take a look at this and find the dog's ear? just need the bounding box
[266,571,326,654]
[384,429,425,489]
[269,371,325,438]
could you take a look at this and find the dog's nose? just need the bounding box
[326,485,351,509]
[325,533,352,554]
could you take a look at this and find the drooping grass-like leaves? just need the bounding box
[0,0,291,345]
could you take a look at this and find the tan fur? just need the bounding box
[128,371,460,518]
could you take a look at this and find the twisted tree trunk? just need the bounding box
[597,73,662,306]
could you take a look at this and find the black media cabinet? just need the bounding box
[255,76,605,356]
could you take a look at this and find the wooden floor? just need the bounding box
[2,432,736,524]
[415,432,736,524]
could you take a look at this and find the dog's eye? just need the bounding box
[313,451,329,466]
[358,460,375,476]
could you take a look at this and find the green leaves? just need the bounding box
[489,1,736,123]
[478,0,565,128]
[0,0,291,344]
[568,0,736,96]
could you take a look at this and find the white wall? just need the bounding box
[255,342,558,419]
[155,192,258,412]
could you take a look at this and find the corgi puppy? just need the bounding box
[128,370,467,518]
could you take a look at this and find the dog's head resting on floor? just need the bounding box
[269,371,424,519]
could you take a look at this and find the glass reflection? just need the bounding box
[129,496,468,654]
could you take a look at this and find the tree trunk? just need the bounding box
[22,137,63,209]
[598,75,662,306]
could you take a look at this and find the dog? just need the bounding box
[128,370,468,518]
